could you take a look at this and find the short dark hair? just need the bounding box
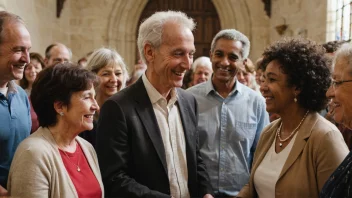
[31,63,99,127]
[44,43,72,61]
[0,11,23,45]
[44,44,57,59]
[20,52,45,89]
[261,38,331,112]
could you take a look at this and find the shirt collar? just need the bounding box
[7,81,18,93]
[204,77,244,96]
[142,73,178,105]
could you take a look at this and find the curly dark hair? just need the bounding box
[31,63,99,127]
[261,38,331,112]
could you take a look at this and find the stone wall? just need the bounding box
[1,0,71,58]
[270,0,328,44]
[0,0,330,70]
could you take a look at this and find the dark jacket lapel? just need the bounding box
[132,78,168,174]
[176,90,196,153]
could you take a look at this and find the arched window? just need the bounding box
[328,0,352,41]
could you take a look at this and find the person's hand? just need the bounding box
[0,185,8,197]
[203,194,214,198]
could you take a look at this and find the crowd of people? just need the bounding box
[1,9,352,198]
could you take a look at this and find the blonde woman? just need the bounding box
[236,58,260,92]
[80,48,129,146]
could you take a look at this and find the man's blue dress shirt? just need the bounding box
[188,80,269,196]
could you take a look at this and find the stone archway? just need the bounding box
[107,0,269,69]
[107,0,148,70]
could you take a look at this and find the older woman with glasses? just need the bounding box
[321,44,352,197]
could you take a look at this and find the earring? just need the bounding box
[59,112,64,116]
[294,97,297,103]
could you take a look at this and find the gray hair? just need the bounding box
[333,43,352,71]
[86,48,129,89]
[210,29,250,59]
[192,56,212,71]
[137,11,196,64]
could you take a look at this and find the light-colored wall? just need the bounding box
[270,0,328,44]
[1,0,330,70]
[1,0,71,58]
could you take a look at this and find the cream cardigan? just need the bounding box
[7,127,104,198]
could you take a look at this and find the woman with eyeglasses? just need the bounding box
[321,44,352,198]
[237,38,348,198]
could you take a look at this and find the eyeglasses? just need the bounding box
[331,79,352,89]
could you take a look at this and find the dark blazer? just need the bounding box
[96,78,212,198]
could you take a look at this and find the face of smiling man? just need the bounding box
[210,38,244,86]
[145,21,195,96]
[0,22,31,88]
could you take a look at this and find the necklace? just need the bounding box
[60,145,81,172]
[277,110,309,147]
[48,127,81,172]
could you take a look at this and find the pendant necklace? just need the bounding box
[61,146,81,172]
[48,127,81,172]
[277,110,309,147]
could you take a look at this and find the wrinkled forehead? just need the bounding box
[333,56,352,78]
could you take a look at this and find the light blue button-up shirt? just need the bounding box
[187,80,269,196]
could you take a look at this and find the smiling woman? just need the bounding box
[19,52,45,133]
[7,63,104,198]
[321,43,352,197]
[237,38,349,198]
[86,48,129,111]
[81,48,129,147]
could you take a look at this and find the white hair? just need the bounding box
[86,47,129,89]
[137,11,196,64]
[333,43,352,75]
[192,56,212,71]
[210,29,250,59]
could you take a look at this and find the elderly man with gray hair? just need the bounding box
[191,56,213,86]
[96,11,213,198]
[187,29,269,197]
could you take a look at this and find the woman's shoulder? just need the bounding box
[16,128,56,156]
[308,114,347,149]
[311,114,340,136]
[261,119,281,135]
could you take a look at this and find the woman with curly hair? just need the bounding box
[237,38,348,198]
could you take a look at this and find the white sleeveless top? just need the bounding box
[253,132,297,198]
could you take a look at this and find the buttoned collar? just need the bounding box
[204,77,243,97]
[142,73,178,106]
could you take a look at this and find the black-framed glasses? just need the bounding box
[331,79,352,89]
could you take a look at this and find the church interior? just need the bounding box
[0,0,339,70]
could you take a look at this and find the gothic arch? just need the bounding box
[107,0,148,70]
[107,0,268,68]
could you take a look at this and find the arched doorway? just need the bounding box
[137,0,221,61]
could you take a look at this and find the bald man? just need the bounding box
[44,43,71,66]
